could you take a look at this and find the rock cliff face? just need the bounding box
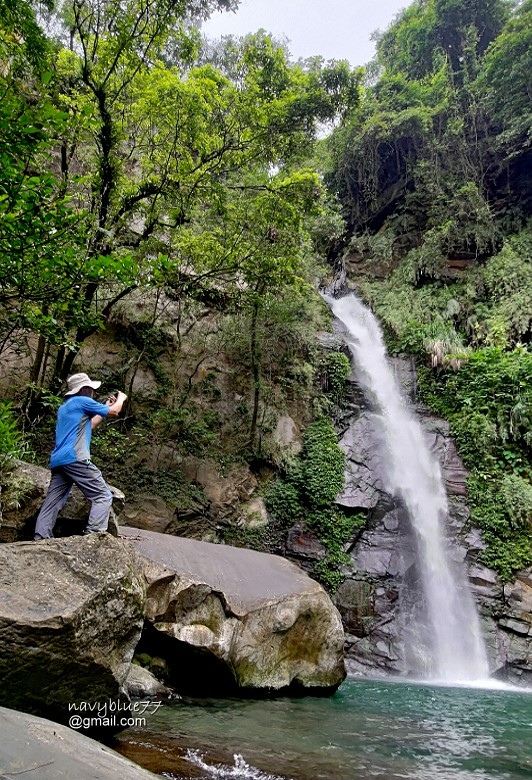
[331,355,532,685]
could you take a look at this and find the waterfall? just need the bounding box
[324,292,489,683]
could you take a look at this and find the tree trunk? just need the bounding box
[249,297,261,449]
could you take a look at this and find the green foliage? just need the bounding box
[415,344,532,579]
[474,230,532,346]
[151,407,220,455]
[91,425,143,463]
[1,0,361,395]
[358,226,532,361]
[264,480,303,524]
[88,421,208,509]
[265,416,350,593]
[420,347,532,456]
[308,508,366,592]
[468,474,532,581]
[0,0,52,74]
[319,351,351,406]
[375,0,509,79]
[478,0,532,149]
[449,411,498,467]
[376,1,438,80]
[0,402,24,471]
[0,84,89,353]
[222,523,275,554]
[500,473,532,530]
[299,418,346,508]
[358,268,466,361]
[222,283,327,449]
[325,0,523,258]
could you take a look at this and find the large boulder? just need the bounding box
[0,535,145,721]
[0,706,159,780]
[121,494,177,534]
[121,527,345,694]
[0,460,124,542]
[180,457,258,520]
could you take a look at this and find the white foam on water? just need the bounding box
[324,292,490,684]
[184,749,288,780]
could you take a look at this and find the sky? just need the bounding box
[202,0,409,67]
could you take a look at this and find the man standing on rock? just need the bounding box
[34,372,127,540]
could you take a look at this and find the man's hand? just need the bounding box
[91,391,128,430]
[106,391,127,417]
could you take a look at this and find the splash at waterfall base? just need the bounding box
[318,293,531,686]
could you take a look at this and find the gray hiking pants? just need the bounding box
[34,461,113,540]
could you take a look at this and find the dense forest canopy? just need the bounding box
[0,0,530,582]
[0,0,360,388]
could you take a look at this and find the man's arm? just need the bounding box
[91,391,128,430]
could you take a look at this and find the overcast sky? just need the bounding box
[202,0,409,67]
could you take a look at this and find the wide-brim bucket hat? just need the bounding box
[65,372,102,396]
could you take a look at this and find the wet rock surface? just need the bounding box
[337,413,387,510]
[286,523,327,561]
[123,663,172,700]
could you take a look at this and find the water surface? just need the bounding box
[115,678,532,779]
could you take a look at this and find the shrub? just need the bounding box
[500,473,532,530]
[0,402,23,472]
[418,346,532,579]
[469,474,532,581]
[300,418,345,508]
[309,508,366,592]
[319,351,351,405]
[264,479,303,524]
[265,417,351,593]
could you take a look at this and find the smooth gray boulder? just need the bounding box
[121,527,345,693]
[0,535,145,720]
[0,706,159,779]
[123,664,172,699]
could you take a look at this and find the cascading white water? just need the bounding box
[325,292,489,683]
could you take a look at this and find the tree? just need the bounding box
[34,11,360,385]
[478,0,532,155]
[158,164,326,447]
[0,0,53,73]
[375,1,438,80]
[0,0,92,394]
[433,0,510,78]
[375,0,510,81]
